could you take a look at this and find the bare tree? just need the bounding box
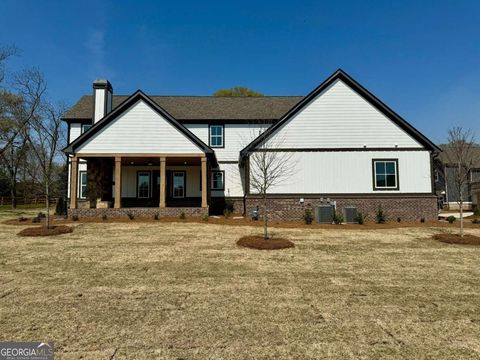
[248,130,295,239]
[444,127,477,237]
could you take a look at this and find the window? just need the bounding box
[137,171,151,198]
[172,171,185,198]
[211,171,224,190]
[209,125,224,147]
[81,124,92,133]
[373,160,398,190]
[79,171,87,199]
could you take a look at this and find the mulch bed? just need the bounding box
[17,225,73,237]
[237,236,295,250]
[2,217,35,226]
[432,233,480,246]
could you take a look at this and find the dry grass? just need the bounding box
[1,209,480,359]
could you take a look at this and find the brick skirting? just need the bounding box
[245,196,438,221]
[68,207,208,219]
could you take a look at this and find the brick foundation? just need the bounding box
[245,196,438,222]
[68,207,208,219]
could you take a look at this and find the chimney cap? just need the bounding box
[93,79,112,91]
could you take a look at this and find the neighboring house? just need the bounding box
[434,145,480,210]
[63,69,440,220]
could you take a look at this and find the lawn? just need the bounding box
[0,210,480,359]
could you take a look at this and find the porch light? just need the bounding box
[130,161,134,165]
[184,161,187,165]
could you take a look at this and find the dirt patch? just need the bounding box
[237,235,295,250]
[432,233,480,246]
[3,217,32,225]
[17,225,73,237]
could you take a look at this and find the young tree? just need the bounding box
[444,127,477,237]
[248,131,295,239]
[14,68,65,227]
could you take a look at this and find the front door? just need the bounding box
[171,171,186,198]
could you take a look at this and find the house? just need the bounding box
[434,145,480,210]
[63,69,440,221]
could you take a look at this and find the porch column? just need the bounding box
[70,156,78,209]
[114,157,122,208]
[201,156,208,208]
[160,157,166,208]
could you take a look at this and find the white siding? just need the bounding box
[70,123,82,143]
[67,160,87,198]
[184,123,270,161]
[94,88,106,123]
[265,79,422,149]
[249,151,432,194]
[77,100,204,154]
[212,163,245,197]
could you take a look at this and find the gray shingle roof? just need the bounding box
[438,144,480,168]
[64,95,304,121]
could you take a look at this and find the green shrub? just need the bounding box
[420,218,425,223]
[72,214,79,221]
[375,207,386,224]
[202,214,209,222]
[153,212,159,220]
[127,212,134,220]
[179,212,186,220]
[303,209,314,224]
[354,212,366,225]
[55,197,66,216]
[102,214,107,221]
[447,215,456,224]
[332,211,344,225]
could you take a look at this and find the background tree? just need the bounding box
[247,130,295,239]
[214,86,264,97]
[444,127,477,237]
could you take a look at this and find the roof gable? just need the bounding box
[63,91,213,155]
[241,69,440,156]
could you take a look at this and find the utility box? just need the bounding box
[344,207,358,223]
[315,204,335,224]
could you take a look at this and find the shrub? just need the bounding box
[32,217,40,223]
[55,197,66,216]
[202,214,209,222]
[397,217,401,223]
[127,212,134,220]
[102,214,108,221]
[332,211,344,225]
[303,209,314,224]
[447,215,456,224]
[223,208,232,218]
[420,217,425,223]
[474,206,480,216]
[375,207,386,224]
[153,212,159,220]
[37,212,46,219]
[72,214,79,221]
[471,218,480,224]
[224,199,234,213]
[179,212,186,220]
[354,212,366,225]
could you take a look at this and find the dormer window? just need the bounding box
[209,125,224,148]
[82,124,92,134]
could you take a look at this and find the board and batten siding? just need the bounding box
[76,100,205,154]
[185,123,270,161]
[264,79,422,149]
[249,151,432,194]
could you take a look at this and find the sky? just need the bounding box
[0,0,479,143]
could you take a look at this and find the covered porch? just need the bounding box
[69,153,211,213]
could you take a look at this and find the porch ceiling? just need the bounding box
[118,156,202,166]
